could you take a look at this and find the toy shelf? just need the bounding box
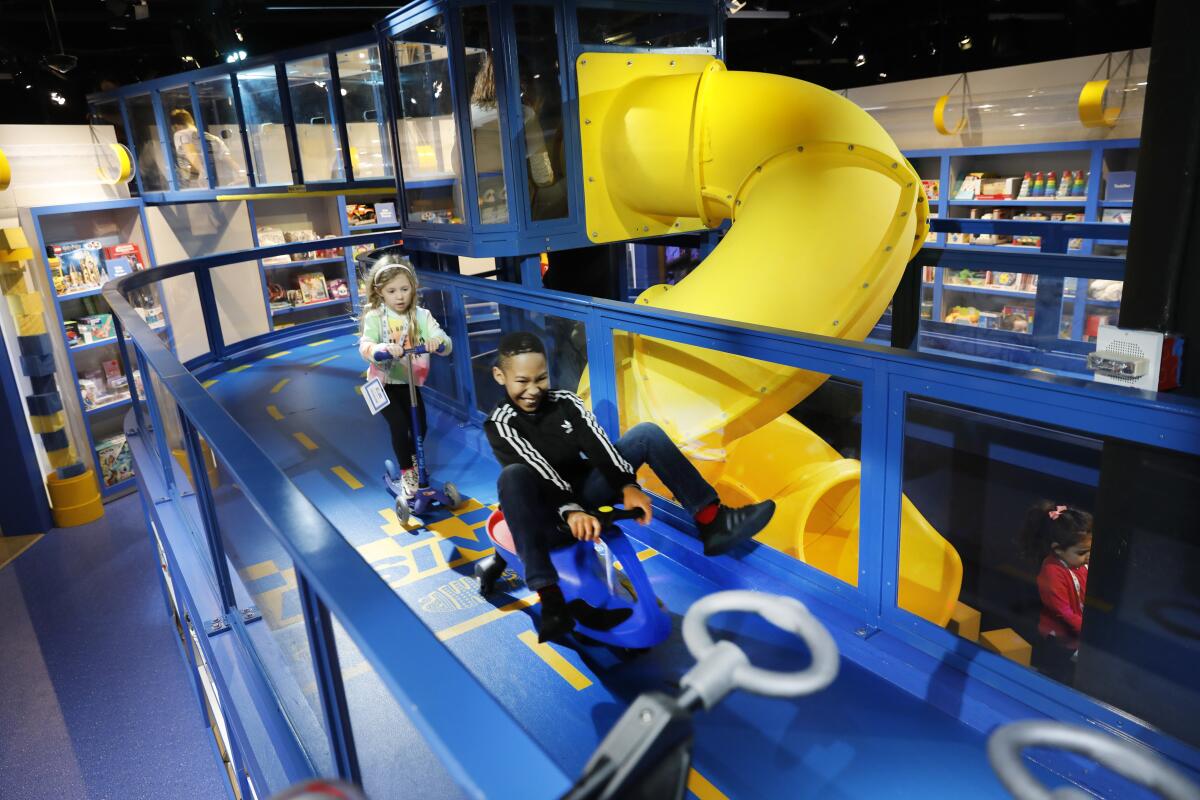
[270,298,351,317]
[24,198,170,498]
[899,137,1136,376]
[249,195,361,332]
[946,199,1088,207]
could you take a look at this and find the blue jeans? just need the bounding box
[497,422,719,590]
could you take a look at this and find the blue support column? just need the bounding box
[519,255,542,288]
[189,82,221,190]
[297,573,362,785]
[0,327,53,535]
[179,413,238,611]
[135,347,178,498]
[194,268,227,361]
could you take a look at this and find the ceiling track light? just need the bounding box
[958,35,973,50]
[855,54,867,68]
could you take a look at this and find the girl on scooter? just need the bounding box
[359,259,453,503]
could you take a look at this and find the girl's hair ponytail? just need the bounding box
[1019,500,1093,560]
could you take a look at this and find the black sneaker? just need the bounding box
[568,599,633,632]
[537,596,576,643]
[698,500,776,556]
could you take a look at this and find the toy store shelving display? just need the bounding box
[22,199,171,497]
[904,137,1136,374]
[342,189,402,305]
[248,193,401,330]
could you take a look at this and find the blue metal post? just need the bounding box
[151,90,181,193]
[135,346,178,496]
[275,63,305,186]
[297,572,362,785]
[228,72,258,189]
[327,50,355,184]
[179,412,238,610]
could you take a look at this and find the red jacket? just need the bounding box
[1037,555,1088,649]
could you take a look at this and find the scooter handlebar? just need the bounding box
[373,344,431,362]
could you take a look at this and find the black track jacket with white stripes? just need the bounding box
[484,390,637,519]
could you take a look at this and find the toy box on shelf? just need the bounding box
[23,199,169,498]
[909,138,1136,376]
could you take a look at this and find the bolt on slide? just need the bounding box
[577,53,960,625]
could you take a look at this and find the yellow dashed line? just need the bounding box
[201,379,218,389]
[637,548,659,561]
[437,596,539,642]
[229,364,253,373]
[331,466,363,490]
[687,770,728,800]
[270,378,290,394]
[292,432,318,451]
[518,631,592,690]
[307,339,334,347]
[266,405,284,421]
[309,355,339,367]
[265,350,291,359]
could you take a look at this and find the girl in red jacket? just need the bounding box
[1020,501,1093,683]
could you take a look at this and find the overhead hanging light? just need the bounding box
[958,35,973,50]
[855,54,867,68]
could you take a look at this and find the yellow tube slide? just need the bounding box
[579,54,961,626]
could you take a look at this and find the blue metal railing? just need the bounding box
[107,227,1200,795]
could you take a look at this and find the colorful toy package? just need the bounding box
[56,242,108,294]
[95,434,134,487]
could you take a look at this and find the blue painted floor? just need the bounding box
[0,493,232,800]
[194,331,1075,800]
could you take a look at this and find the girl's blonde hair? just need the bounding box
[364,259,423,345]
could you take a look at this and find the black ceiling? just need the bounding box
[0,0,1156,125]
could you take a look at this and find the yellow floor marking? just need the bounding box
[307,339,334,347]
[229,363,253,373]
[201,379,218,389]
[332,466,363,490]
[437,596,538,642]
[637,548,659,561]
[451,497,485,515]
[270,378,290,394]
[309,355,339,367]
[518,630,593,690]
[239,560,279,581]
[0,534,42,570]
[265,350,291,359]
[292,432,318,451]
[687,769,729,800]
[266,404,284,421]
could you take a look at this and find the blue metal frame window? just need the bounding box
[575,5,712,49]
[460,4,513,226]
[194,75,253,188]
[389,12,467,226]
[285,54,347,183]
[236,64,296,187]
[334,45,394,181]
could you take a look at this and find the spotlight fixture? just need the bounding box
[42,52,78,77]
[855,54,867,68]
[50,91,66,106]
[878,72,887,79]
[958,35,972,50]
[224,50,248,63]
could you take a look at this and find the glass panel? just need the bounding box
[513,6,569,222]
[160,85,210,190]
[392,14,464,224]
[612,330,863,585]
[462,6,509,225]
[236,65,293,185]
[576,8,710,48]
[417,287,461,404]
[465,297,586,414]
[336,46,393,180]
[286,55,345,183]
[208,445,334,774]
[126,94,170,192]
[88,98,130,157]
[333,617,466,800]
[1059,277,1122,342]
[194,76,250,187]
[901,397,1200,747]
[935,268,1037,334]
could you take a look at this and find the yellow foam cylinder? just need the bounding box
[172,441,220,489]
[46,469,103,527]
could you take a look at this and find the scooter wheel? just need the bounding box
[384,459,399,481]
[395,497,412,527]
[444,482,462,509]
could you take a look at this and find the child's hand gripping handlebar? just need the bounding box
[559,505,645,539]
[372,343,440,362]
